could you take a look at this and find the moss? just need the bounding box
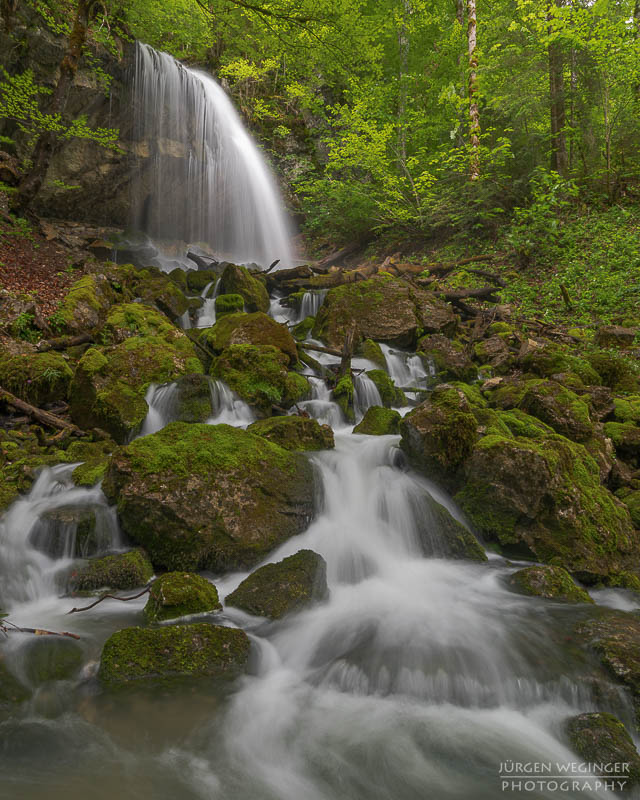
[360,339,386,367]
[0,658,30,706]
[366,369,406,407]
[144,572,221,622]
[103,303,177,343]
[622,490,640,528]
[487,322,513,336]
[292,316,315,341]
[57,274,115,333]
[452,381,486,408]
[98,623,251,688]
[498,409,554,439]
[79,347,108,375]
[168,268,187,290]
[226,550,327,619]
[509,565,593,603]
[521,344,601,385]
[201,312,298,365]
[284,371,311,405]
[173,373,213,423]
[72,460,107,487]
[22,638,84,685]
[613,396,640,424]
[353,406,401,435]
[219,264,269,313]
[0,349,73,406]
[566,713,640,786]
[132,274,189,321]
[333,374,355,422]
[604,422,640,459]
[186,269,217,293]
[248,416,334,450]
[588,349,639,392]
[215,293,244,316]
[420,493,488,561]
[71,548,154,592]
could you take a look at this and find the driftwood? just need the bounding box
[264,258,281,274]
[298,342,342,357]
[442,286,501,302]
[0,387,83,434]
[187,251,219,270]
[337,323,357,379]
[37,333,93,352]
[267,265,313,285]
[68,586,152,615]
[1,619,80,640]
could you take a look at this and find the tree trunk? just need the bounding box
[548,1,568,176]
[467,0,480,179]
[397,0,412,169]
[16,0,96,210]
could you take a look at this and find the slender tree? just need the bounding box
[467,0,480,179]
[548,0,568,176]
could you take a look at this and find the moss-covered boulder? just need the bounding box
[360,338,386,368]
[70,549,154,592]
[0,347,73,406]
[215,293,244,317]
[612,396,640,424]
[472,335,513,372]
[56,274,116,335]
[144,572,221,622]
[519,342,601,385]
[212,344,308,415]
[102,302,179,344]
[22,638,84,684]
[70,329,202,442]
[172,373,213,423]
[313,275,456,349]
[621,490,640,528]
[509,565,593,603]
[186,269,218,293]
[72,460,108,487]
[454,433,638,583]
[292,316,315,341]
[102,422,315,572]
[419,494,487,562]
[604,422,640,462]
[131,270,190,322]
[226,550,328,619]
[419,334,477,381]
[219,264,269,313]
[588,350,639,393]
[566,712,640,788]
[0,657,30,707]
[333,374,355,423]
[489,377,593,442]
[366,369,406,407]
[353,406,401,435]
[400,385,478,487]
[201,312,297,365]
[98,623,250,688]
[248,416,334,451]
[595,325,637,349]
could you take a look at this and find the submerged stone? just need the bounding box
[226,549,328,619]
[144,572,221,622]
[248,416,334,451]
[353,406,401,435]
[0,657,30,707]
[98,623,250,688]
[509,565,593,603]
[22,638,84,685]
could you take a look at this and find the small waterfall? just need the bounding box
[208,379,255,426]
[132,42,294,270]
[298,290,327,321]
[380,343,431,391]
[353,373,382,421]
[140,382,181,436]
[0,465,121,609]
[196,279,221,329]
[296,376,345,428]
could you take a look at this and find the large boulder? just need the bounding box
[226,550,328,619]
[509,565,593,603]
[248,416,334,451]
[56,274,117,335]
[0,346,73,406]
[353,406,401,435]
[102,422,315,571]
[201,312,298,365]
[418,494,487,562]
[313,275,456,349]
[70,549,154,592]
[102,302,179,344]
[211,345,309,415]
[566,712,640,788]
[219,264,269,313]
[98,623,250,688]
[144,572,221,622]
[595,325,637,349]
[419,334,477,382]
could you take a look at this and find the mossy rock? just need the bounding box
[215,293,244,317]
[103,302,178,344]
[454,432,639,583]
[0,348,73,406]
[0,657,30,707]
[419,333,477,381]
[186,269,217,293]
[102,422,315,572]
[313,274,456,349]
[595,325,637,349]
[613,396,640,424]
[520,343,601,385]
[366,369,406,407]
[172,373,213,423]
[131,272,190,322]
[70,549,154,592]
[622,490,640,528]
[588,350,639,392]
[21,638,84,685]
[168,268,187,291]
[219,264,269,313]
[144,572,221,622]
[359,338,386,368]
[400,385,478,487]
[200,312,297,365]
[604,422,640,462]
[248,416,334,451]
[72,460,107,487]
[98,623,250,688]
[212,344,308,415]
[419,494,487,562]
[353,406,401,435]
[333,374,355,422]
[472,335,512,372]
[56,274,116,335]
[566,712,640,787]
[226,549,328,620]
[509,565,593,603]
[292,316,315,341]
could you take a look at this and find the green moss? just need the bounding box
[613,396,640,424]
[132,274,189,321]
[333,374,355,422]
[71,549,154,592]
[226,550,327,619]
[487,322,513,336]
[292,316,315,341]
[173,373,213,423]
[219,264,269,313]
[360,339,386,367]
[215,293,245,316]
[566,713,640,786]
[248,416,334,450]
[57,275,109,329]
[72,460,107,486]
[201,312,298,365]
[144,572,221,622]
[98,623,251,688]
[22,638,84,684]
[521,344,601,385]
[509,565,593,603]
[186,269,217,293]
[0,349,73,406]
[353,406,401,435]
[0,659,30,706]
[622,490,640,528]
[103,303,177,342]
[498,409,554,439]
[604,421,640,459]
[80,347,108,375]
[168,268,187,290]
[588,349,639,392]
[366,369,406,407]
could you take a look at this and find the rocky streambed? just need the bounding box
[2,258,640,798]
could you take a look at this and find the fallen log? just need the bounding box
[266,265,313,289]
[187,251,219,270]
[36,333,93,352]
[314,238,371,272]
[338,322,356,379]
[298,342,342,357]
[0,387,83,434]
[442,286,501,302]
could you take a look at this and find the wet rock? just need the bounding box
[509,565,593,603]
[604,422,640,463]
[186,269,217,293]
[366,369,406,407]
[226,550,328,619]
[102,422,315,572]
[70,549,154,592]
[473,335,513,372]
[353,406,401,435]
[418,495,487,562]
[248,416,334,451]
[0,346,73,406]
[172,373,213,423]
[419,334,477,382]
[219,264,269,313]
[98,623,251,688]
[359,338,386,368]
[0,657,30,708]
[56,274,117,335]
[130,270,190,322]
[215,293,244,317]
[566,712,640,788]
[333,374,355,423]
[595,326,637,349]
[144,572,221,622]
[22,638,84,685]
[201,312,298,365]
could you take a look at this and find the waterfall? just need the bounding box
[196,278,222,328]
[132,42,294,270]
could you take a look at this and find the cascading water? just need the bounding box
[196,279,221,328]
[132,43,294,270]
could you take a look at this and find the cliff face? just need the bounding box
[0,5,135,227]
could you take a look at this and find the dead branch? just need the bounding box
[68,585,152,614]
[298,342,342,357]
[442,286,501,302]
[0,387,83,434]
[36,333,94,352]
[1,619,80,640]
[338,322,356,379]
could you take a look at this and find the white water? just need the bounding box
[380,342,432,391]
[352,373,382,421]
[196,279,222,329]
[132,43,294,270]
